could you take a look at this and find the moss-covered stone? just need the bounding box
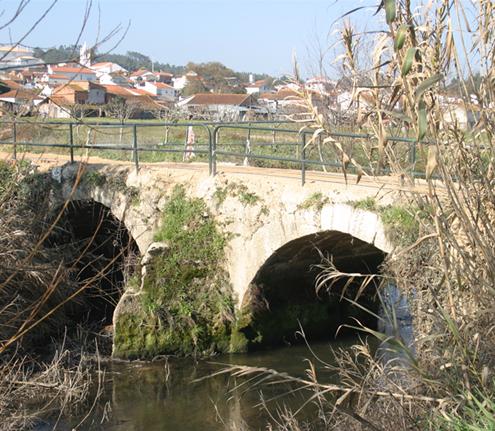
[113,185,237,359]
[350,197,426,246]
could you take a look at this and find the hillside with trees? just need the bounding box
[34,45,186,75]
[33,46,272,86]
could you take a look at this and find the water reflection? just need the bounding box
[70,340,355,430]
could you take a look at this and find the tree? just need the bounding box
[182,79,208,96]
[105,96,136,142]
[186,61,249,93]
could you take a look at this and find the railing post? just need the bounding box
[301,132,306,186]
[12,119,17,161]
[69,123,74,163]
[207,126,213,176]
[212,126,218,176]
[132,124,139,171]
[244,123,251,166]
[409,140,417,177]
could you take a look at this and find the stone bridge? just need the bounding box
[46,159,420,358]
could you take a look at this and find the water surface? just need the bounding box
[70,339,355,431]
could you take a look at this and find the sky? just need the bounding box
[0,0,377,77]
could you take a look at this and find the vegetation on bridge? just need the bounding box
[114,185,238,358]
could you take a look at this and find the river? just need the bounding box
[46,339,356,431]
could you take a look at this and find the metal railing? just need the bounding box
[0,119,423,185]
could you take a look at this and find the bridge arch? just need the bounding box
[46,199,140,328]
[233,205,392,349]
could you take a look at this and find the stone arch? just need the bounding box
[229,204,392,306]
[233,205,392,349]
[46,199,140,327]
[52,164,155,255]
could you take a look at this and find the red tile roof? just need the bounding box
[0,88,43,100]
[259,89,300,101]
[51,66,95,75]
[247,79,268,88]
[101,84,135,97]
[130,88,155,97]
[53,83,85,93]
[53,81,105,93]
[48,74,69,80]
[102,85,157,102]
[91,62,113,67]
[153,82,174,89]
[0,79,23,89]
[130,69,152,77]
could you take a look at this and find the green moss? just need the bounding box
[297,192,331,211]
[82,170,140,205]
[350,197,423,246]
[114,185,236,359]
[214,182,261,206]
[350,196,377,211]
[83,170,107,187]
[113,312,147,359]
[380,205,420,246]
[229,326,249,353]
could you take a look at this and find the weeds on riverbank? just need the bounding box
[0,158,125,428]
[0,335,106,431]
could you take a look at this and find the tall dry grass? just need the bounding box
[224,1,495,429]
[317,0,494,428]
[0,158,130,429]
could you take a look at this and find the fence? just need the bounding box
[0,119,424,185]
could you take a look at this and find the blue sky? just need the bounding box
[1,0,377,77]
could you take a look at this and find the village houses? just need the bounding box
[177,93,259,121]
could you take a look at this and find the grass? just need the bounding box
[297,192,331,211]
[350,197,421,246]
[434,389,495,430]
[0,119,429,177]
[214,181,262,206]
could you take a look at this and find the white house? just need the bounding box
[337,90,354,112]
[42,74,70,86]
[129,69,155,83]
[173,71,199,90]
[245,79,272,95]
[442,102,479,130]
[0,44,44,70]
[177,93,258,121]
[305,77,336,95]
[84,82,106,104]
[142,81,176,101]
[0,88,44,115]
[258,89,302,113]
[99,72,131,87]
[46,65,97,82]
[91,62,127,77]
[153,71,174,84]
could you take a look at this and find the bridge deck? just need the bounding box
[0,150,438,195]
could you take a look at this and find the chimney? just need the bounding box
[249,73,254,84]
